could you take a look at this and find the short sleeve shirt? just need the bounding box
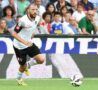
[78,17,95,34]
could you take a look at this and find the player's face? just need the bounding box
[29,5,38,18]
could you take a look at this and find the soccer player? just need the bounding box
[9,3,45,85]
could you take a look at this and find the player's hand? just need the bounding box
[26,42,33,47]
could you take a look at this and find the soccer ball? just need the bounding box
[71,80,82,87]
[70,74,83,87]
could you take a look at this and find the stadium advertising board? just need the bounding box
[0,36,98,54]
[0,35,98,79]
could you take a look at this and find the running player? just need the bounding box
[9,3,46,85]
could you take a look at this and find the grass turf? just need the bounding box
[0,78,98,90]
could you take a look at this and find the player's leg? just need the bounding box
[16,65,27,86]
[27,56,44,69]
[26,44,44,69]
[26,58,38,69]
[17,61,27,86]
[14,47,27,85]
[33,54,44,64]
[24,54,44,76]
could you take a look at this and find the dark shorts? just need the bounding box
[13,43,41,65]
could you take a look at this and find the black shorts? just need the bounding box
[13,43,41,65]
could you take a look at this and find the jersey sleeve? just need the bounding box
[14,19,25,33]
[14,24,23,33]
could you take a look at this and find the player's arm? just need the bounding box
[12,31,32,46]
[8,24,32,47]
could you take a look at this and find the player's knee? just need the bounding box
[37,58,44,64]
[20,64,27,72]
[19,59,26,66]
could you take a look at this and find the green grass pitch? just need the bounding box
[0,78,98,90]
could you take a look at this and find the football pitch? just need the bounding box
[0,78,98,90]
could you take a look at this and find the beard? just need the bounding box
[30,13,36,19]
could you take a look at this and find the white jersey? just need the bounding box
[13,15,41,49]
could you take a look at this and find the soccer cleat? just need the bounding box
[24,67,30,76]
[16,79,27,86]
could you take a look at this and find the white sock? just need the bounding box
[27,58,37,68]
[17,71,23,80]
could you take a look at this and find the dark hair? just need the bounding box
[54,11,61,16]
[60,6,68,16]
[16,15,22,18]
[42,12,52,20]
[46,3,55,13]
[77,2,84,8]
[0,18,6,23]
[3,5,15,17]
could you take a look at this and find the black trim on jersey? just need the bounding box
[14,24,23,33]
